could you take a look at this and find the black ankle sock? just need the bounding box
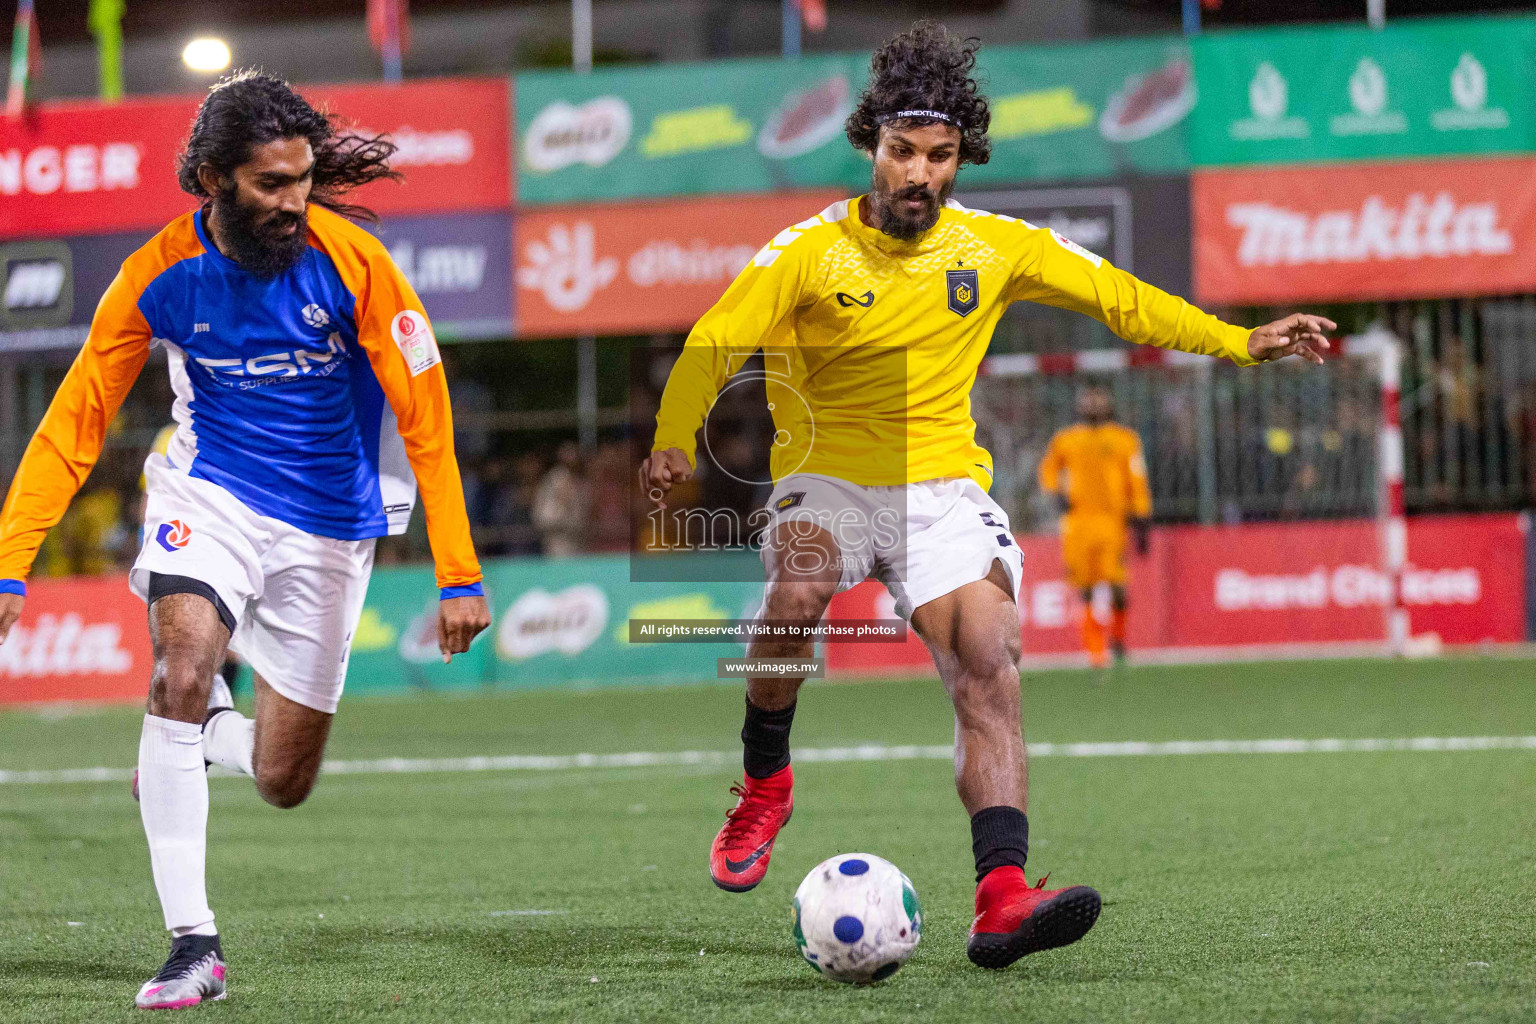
[741,698,795,779]
[971,806,1029,882]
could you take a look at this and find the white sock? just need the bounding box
[202,709,254,777]
[138,714,216,935]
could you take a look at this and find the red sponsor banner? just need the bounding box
[514,190,845,338]
[1193,156,1536,305]
[0,77,510,240]
[304,78,511,218]
[0,576,150,704]
[825,513,1525,676]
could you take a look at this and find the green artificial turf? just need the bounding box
[2,657,1534,1022]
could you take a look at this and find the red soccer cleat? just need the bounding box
[966,865,1101,969]
[708,765,794,892]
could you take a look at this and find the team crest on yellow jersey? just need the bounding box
[946,269,979,317]
[773,491,806,513]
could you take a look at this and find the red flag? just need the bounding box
[801,0,827,33]
[7,0,41,116]
[367,0,411,56]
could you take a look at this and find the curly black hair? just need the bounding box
[845,21,991,166]
[177,69,401,223]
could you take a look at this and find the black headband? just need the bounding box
[877,109,962,130]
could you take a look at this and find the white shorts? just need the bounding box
[131,456,376,714]
[761,474,1024,620]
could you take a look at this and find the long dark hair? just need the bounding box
[177,69,401,223]
[845,21,992,166]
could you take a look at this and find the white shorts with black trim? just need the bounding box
[130,455,375,714]
[761,473,1024,620]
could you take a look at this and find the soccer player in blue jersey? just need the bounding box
[0,72,491,1009]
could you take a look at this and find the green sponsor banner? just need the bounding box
[514,38,1194,204]
[345,555,764,695]
[966,37,1194,186]
[1191,15,1536,167]
[516,53,871,206]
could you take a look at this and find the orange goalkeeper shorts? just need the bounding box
[1060,512,1128,591]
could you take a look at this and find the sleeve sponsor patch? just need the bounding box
[1049,229,1104,268]
[391,310,441,376]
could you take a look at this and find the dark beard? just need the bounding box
[869,174,953,242]
[210,186,309,278]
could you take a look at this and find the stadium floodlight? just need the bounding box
[182,38,231,73]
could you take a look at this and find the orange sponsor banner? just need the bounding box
[0,575,150,704]
[1193,156,1536,305]
[514,190,846,337]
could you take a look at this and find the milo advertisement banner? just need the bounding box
[964,37,1194,187]
[1191,16,1536,167]
[515,38,1194,205]
[516,53,871,206]
[345,555,764,694]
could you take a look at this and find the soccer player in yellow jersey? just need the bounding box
[640,21,1332,969]
[1038,386,1151,669]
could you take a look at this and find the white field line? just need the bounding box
[2,735,1534,786]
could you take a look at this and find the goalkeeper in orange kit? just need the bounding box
[1038,385,1151,668]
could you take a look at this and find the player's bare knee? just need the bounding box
[147,651,216,715]
[957,637,1021,687]
[254,767,316,809]
[949,648,1021,724]
[761,582,837,628]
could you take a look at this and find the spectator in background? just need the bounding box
[468,452,544,557]
[1438,334,1482,491]
[587,441,634,552]
[533,441,590,557]
[443,347,494,466]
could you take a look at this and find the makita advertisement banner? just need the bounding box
[1190,16,1536,167]
[1192,156,1536,304]
[0,577,152,704]
[0,77,511,240]
[515,37,1194,206]
[825,513,1526,675]
[514,190,843,337]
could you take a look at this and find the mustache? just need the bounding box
[893,186,936,203]
[260,211,302,232]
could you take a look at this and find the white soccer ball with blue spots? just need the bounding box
[792,852,921,984]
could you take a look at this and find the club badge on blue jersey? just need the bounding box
[155,519,192,552]
[946,269,979,317]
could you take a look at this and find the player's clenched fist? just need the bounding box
[640,447,693,509]
[438,595,491,664]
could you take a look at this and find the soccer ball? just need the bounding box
[792,853,922,984]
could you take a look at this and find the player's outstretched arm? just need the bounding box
[1008,222,1334,368]
[1246,313,1336,365]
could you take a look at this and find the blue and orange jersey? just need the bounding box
[0,205,482,593]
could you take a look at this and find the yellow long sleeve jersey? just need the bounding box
[653,195,1256,490]
[1038,422,1152,522]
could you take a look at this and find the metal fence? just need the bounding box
[973,353,1385,534]
[1394,298,1536,513]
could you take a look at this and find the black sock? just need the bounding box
[741,698,795,779]
[971,806,1029,882]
